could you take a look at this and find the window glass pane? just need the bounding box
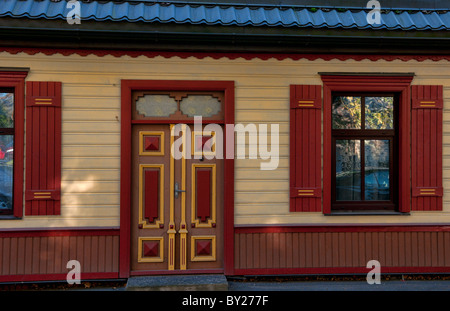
[365,97,394,129]
[365,140,390,200]
[0,93,14,128]
[0,135,13,211]
[136,95,178,117]
[180,95,221,117]
[336,140,361,200]
[332,96,361,129]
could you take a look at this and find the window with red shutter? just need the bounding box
[25,81,62,216]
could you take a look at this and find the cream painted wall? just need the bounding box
[0,51,449,228]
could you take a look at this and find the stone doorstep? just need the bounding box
[125,274,229,291]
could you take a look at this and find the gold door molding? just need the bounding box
[191,163,217,228]
[138,164,165,229]
[190,235,217,262]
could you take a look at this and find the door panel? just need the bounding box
[131,124,223,273]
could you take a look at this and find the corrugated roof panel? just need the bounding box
[0,0,449,30]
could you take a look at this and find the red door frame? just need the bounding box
[321,75,414,214]
[119,80,235,278]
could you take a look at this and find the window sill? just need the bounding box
[325,210,410,216]
[0,215,22,220]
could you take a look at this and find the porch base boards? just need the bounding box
[0,228,120,283]
[234,225,450,275]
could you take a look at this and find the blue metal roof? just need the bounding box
[1,0,449,31]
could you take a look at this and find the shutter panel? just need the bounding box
[411,85,443,211]
[289,85,322,212]
[25,81,62,215]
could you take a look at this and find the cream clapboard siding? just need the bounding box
[0,52,449,228]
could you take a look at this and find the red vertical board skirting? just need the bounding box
[411,85,443,211]
[25,81,62,216]
[144,170,159,223]
[196,169,212,222]
[289,85,322,212]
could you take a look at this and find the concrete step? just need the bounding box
[125,274,228,291]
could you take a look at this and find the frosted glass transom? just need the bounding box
[136,95,178,117]
[180,95,221,117]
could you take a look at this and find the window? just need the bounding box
[320,75,414,215]
[0,70,27,218]
[0,90,15,215]
[291,76,443,214]
[331,94,398,211]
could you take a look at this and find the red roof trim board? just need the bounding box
[1,47,450,62]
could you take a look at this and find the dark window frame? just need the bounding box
[0,87,16,215]
[0,70,28,219]
[321,74,414,215]
[330,92,399,212]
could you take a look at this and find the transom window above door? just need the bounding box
[331,94,398,212]
[132,91,224,121]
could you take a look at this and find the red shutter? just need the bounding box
[411,85,443,211]
[25,81,62,215]
[289,85,322,212]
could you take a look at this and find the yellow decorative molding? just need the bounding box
[139,131,165,156]
[191,164,216,228]
[180,124,188,270]
[191,130,216,156]
[137,237,164,263]
[138,164,164,229]
[168,124,176,270]
[190,235,216,262]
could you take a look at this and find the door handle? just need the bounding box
[174,182,185,199]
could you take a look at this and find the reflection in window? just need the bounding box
[180,95,221,117]
[336,140,361,201]
[365,97,394,129]
[136,95,178,117]
[0,93,13,128]
[365,140,390,201]
[0,136,13,211]
[332,96,361,129]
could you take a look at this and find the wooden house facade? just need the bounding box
[0,0,449,283]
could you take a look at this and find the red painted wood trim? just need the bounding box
[411,85,443,211]
[289,85,322,212]
[321,75,413,214]
[0,228,120,238]
[120,81,132,278]
[0,71,27,218]
[144,170,159,223]
[120,80,235,278]
[0,272,119,283]
[234,224,450,234]
[196,169,212,222]
[25,81,62,216]
[234,266,450,276]
[2,47,450,62]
